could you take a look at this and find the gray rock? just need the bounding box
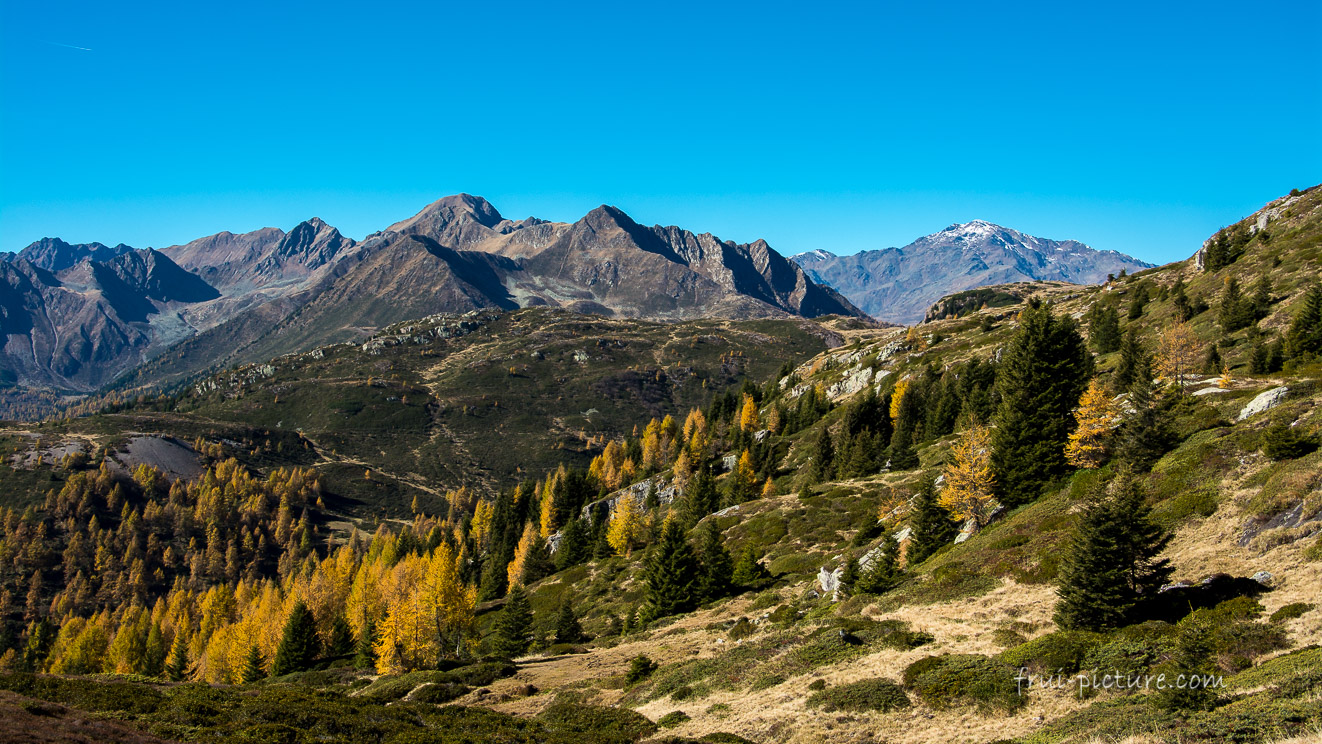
[1251,571,1274,587]
[1238,387,1288,421]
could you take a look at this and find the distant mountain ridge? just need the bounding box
[793,220,1154,323]
[2,196,864,401]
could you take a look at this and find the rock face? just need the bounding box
[2,195,864,399]
[793,221,1153,323]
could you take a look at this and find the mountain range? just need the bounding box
[792,220,1154,323]
[1,196,864,398]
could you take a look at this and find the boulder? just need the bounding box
[1238,387,1288,421]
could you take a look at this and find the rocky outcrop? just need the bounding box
[1238,387,1289,421]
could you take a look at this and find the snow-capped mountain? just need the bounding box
[792,220,1154,323]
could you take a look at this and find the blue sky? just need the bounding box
[1,1,1318,265]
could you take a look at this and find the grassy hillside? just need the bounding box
[0,187,1318,744]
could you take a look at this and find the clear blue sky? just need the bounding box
[2,1,1318,264]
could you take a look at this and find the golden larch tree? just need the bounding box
[1065,378,1118,469]
[1156,321,1202,394]
[940,423,997,527]
[606,495,644,557]
[739,393,759,432]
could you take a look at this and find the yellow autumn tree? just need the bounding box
[469,499,494,553]
[606,495,644,557]
[1065,379,1118,469]
[890,379,910,422]
[739,393,759,432]
[1156,321,1202,394]
[506,523,538,588]
[940,423,997,527]
[423,542,476,659]
[683,408,709,458]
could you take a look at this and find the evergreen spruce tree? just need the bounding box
[1218,276,1251,332]
[553,594,585,644]
[990,300,1094,506]
[731,546,772,589]
[1089,304,1122,353]
[271,600,320,676]
[327,614,355,658]
[240,644,266,684]
[696,520,734,602]
[1054,475,1173,631]
[1171,277,1195,321]
[1153,616,1218,712]
[165,631,189,681]
[1261,418,1320,460]
[1127,283,1149,320]
[645,517,702,619]
[1250,275,1273,321]
[839,557,860,598]
[1284,282,1322,360]
[809,426,835,483]
[477,544,512,601]
[555,518,591,571]
[906,475,957,566]
[490,584,534,658]
[888,386,922,471]
[683,464,720,524]
[1113,379,1176,472]
[855,533,901,594]
[1203,344,1222,375]
[354,618,378,670]
[1114,328,1153,391]
[522,534,556,585]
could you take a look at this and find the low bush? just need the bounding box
[1270,602,1314,622]
[806,677,910,713]
[1000,631,1106,674]
[1082,622,1177,680]
[727,618,756,640]
[902,654,1024,712]
[657,710,691,728]
[626,655,658,685]
[536,703,658,744]
[409,682,470,704]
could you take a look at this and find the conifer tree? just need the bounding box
[941,423,997,525]
[1114,328,1153,391]
[1203,344,1222,375]
[327,614,355,658]
[240,644,266,684]
[683,464,719,525]
[1284,282,1322,360]
[645,517,701,619]
[1261,418,1319,460]
[906,475,957,566]
[725,449,759,507]
[990,301,1093,505]
[165,630,189,681]
[354,618,378,670]
[554,518,591,571]
[1088,304,1122,353]
[490,585,534,658]
[1127,283,1149,319]
[1065,379,1118,469]
[809,426,835,483]
[1217,275,1251,332]
[731,546,771,589]
[888,384,923,471]
[855,532,901,594]
[1153,616,1218,712]
[1113,379,1176,472]
[1250,275,1272,321]
[553,594,585,644]
[1054,475,1172,631]
[696,520,733,602]
[271,600,320,676]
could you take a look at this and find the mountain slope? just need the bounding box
[794,220,1154,323]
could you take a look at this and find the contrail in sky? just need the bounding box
[44,41,93,51]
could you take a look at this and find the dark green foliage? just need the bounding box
[490,584,534,658]
[1081,621,1178,679]
[731,546,772,589]
[991,300,1094,505]
[626,654,658,685]
[888,383,922,471]
[553,594,585,645]
[1250,275,1273,321]
[537,703,658,744]
[271,600,320,677]
[1284,282,1322,360]
[683,465,719,524]
[1054,475,1173,632]
[1261,418,1319,460]
[165,631,188,681]
[1152,616,1219,711]
[646,518,702,618]
[1088,303,1122,354]
[902,654,1024,712]
[1114,328,1153,391]
[327,614,355,658]
[555,517,592,571]
[837,389,891,477]
[906,475,957,565]
[1203,224,1251,271]
[806,677,911,712]
[657,710,691,728]
[854,533,901,594]
[1000,631,1106,674]
[1249,336,1285,373]
[1270,602,1314,622]
[696,520,734,602]
[1113,379,1178,473]
[808,425,835,483]
[240,644,266,684]
[354,618,378,670]
[1203,343,1222,374]
[1127,283,1149,320]
[1217,275,1253,332]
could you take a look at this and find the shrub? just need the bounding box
[807,679,826,691]
[537,703,658,744]
[1082,622,1177,679]
[767,604,799,626]
[1000,631,1106,674]
[657,710,691,728]
[806,677,911,713]
[991,628,1028,649]
[626,655,658,685]
[409,682,470,704]
[700,734,757,744]
[902,654,1024,711]
[1270,602,1314,622]
[445,660,517,686]
[727,618,756,640]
